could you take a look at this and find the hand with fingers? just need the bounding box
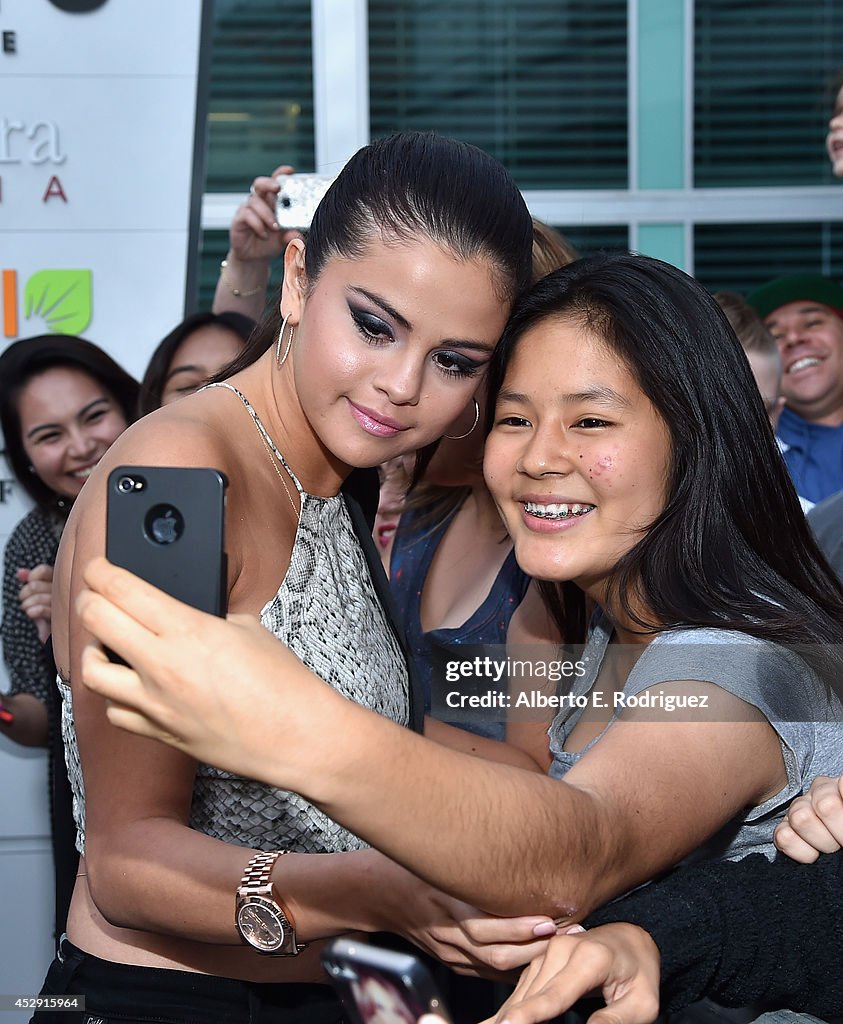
[17,563,54,644]
[214,164,305,316]
[76,557,320,783]
[775,775,843,863]
[229,164,304,264]
[373,862,557,980]
[471,924,660,1024]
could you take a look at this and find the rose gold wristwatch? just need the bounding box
[234,850,305,955]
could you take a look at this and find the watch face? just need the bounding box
[237,898,287,952]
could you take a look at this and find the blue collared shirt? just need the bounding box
[777,405,843,504]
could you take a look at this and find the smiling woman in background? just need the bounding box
[0,335,138,746]
[0,334,138,936]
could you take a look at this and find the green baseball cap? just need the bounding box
[746,273,843,320]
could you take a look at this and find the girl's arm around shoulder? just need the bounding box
[74,567,790,921]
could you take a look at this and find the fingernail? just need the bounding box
[560,924,586,935]
[533,921,557,937]
[272,221,280,231]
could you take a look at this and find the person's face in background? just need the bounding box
[765,301,843,423]
[18,366,128,499]
[159,325,245,406]
[745,350,786,430]
[374,454,413,553]
[827,83,843,178]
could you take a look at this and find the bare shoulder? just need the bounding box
[53,392,241,671]
[110,395,237,472]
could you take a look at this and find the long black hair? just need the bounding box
[0,334,139,511]
[486,251,843,671]
[217,131,533,382]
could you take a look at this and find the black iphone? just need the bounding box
[105,466,228,617]
[322,939,452,1024]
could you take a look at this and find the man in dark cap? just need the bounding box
[748,273,843,503]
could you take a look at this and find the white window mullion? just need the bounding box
[311,0,370,175]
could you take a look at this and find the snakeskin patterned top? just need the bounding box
[59,383,411,855]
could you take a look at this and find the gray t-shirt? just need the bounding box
[808,489,843,580]
[549,613,843,861]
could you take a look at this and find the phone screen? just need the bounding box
[322,940,451,1024]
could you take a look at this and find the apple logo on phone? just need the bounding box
[145,505,184,546]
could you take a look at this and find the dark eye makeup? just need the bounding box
[433,351,482,379]
[350,303,483,380]
[350,306,393,343]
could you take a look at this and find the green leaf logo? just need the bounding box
[24,270,93,335]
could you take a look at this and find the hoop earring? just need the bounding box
[444,398,479,440]
[275,314,295,368]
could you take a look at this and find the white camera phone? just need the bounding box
[275,173,334,230]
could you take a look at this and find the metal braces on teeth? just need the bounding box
[525,503,595,519]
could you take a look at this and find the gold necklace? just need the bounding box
[255,416,300,521]
[204,381,300,522]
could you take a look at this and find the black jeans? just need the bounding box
[32,937,348,1024]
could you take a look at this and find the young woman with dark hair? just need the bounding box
[78,253,843,958]
[136,311,254,417]
[0,336,139,512]
[35,132,558,1024]
[0,335,138,936]
[490,253,843,662]
[0,334,138,746]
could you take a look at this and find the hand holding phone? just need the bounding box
[275,173,334,230]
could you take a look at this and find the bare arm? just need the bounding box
[53,406,552,971]
[423,717,546,771]
[77,567,787,920]
[422,584,558,772]
[211,166,299,320]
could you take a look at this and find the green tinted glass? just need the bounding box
[694,223,843,293]
[369,0,628,189]
[205,0,315,192]
[694,0,842,186]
